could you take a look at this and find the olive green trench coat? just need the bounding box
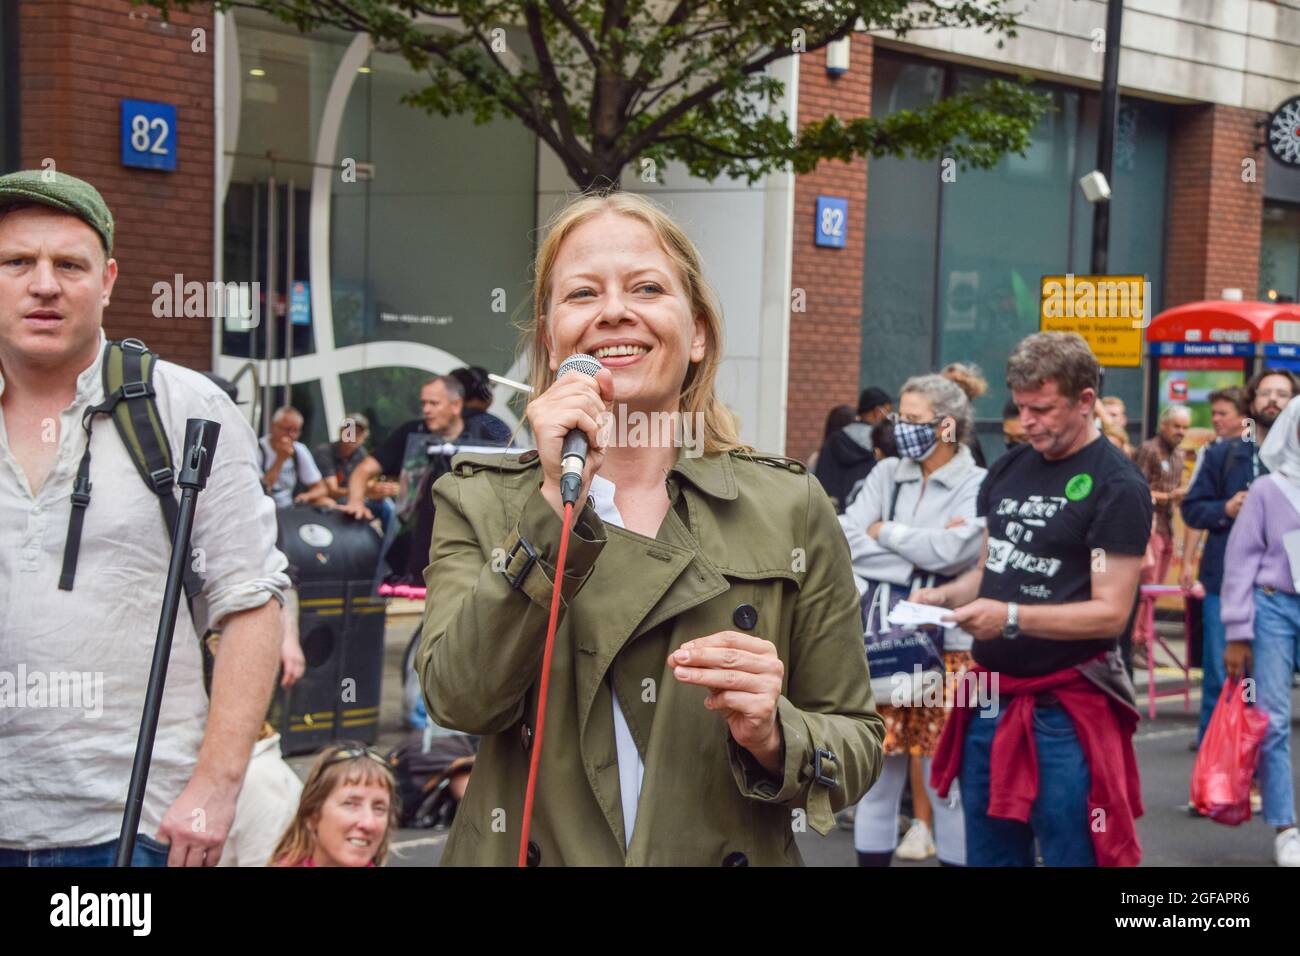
[416,449,884,866]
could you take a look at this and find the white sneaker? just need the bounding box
[895,819,936,861]
[1276,828,1300,867]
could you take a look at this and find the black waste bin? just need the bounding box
[275,505,386,756]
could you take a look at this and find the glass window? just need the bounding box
[1070,96,1171,442]
[1260,202,1300,303]
[221,10,536,451]
[859,54,944,403]
[331,44,536,376]
[862,52,1171,462]
[937,74,1078,435]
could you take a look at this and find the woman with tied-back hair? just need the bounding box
[839,373,987,867]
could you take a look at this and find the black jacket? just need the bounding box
[1180,438,1261,594]
[813,422,876,513]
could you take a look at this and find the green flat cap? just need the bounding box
[0,169,115,255]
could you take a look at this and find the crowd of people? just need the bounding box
[814,354,1300,867]
[3,168,1298,869]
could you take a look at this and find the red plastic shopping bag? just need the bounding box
[1190,677,1270,825]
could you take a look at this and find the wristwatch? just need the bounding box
[1001,601,1020,639]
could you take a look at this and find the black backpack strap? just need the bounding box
[109,340,204,604]
[58,395,117,591]
[59,340,204,608]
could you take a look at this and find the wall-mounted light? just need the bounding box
[1079,170,1111,203]
[358,66,371,74]
[826,37,850,75]
[248,68,267,77]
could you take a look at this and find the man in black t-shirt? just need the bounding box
[916,333,1151,866]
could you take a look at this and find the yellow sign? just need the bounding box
[1040,274,1147,367]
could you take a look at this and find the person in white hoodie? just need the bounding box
[840,374,987,866]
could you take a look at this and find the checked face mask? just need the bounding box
[894,419,940,461]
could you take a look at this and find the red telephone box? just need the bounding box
[1144,300,1300,441]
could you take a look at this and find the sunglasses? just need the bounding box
[321,743,392,773]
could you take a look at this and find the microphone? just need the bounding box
[556,353,602,506]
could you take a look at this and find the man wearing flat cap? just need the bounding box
[0,170,290,866]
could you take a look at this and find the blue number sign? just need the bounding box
[815,196,848,248]
[121,100,177,171]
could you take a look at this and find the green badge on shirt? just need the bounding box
[1066,473,1093,501]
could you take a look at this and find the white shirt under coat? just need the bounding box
[587,474,645,850]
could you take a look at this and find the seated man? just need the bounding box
[313,411,396,531]
[340,375,506,581]
[260,405,330,510]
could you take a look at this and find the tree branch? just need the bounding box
[625,13,856,155]
[543,0,600,64]
[523,2,592,167]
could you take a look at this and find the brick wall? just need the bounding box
[786,35,872,463]
[1165,103,1267,307]
[20,0,215,370]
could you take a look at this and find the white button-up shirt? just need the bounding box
[0,334,289,849]
[588,474,645,850]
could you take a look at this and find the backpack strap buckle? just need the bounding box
[70,474,92,508]
[148,466,175,494]
[121,380,154,400]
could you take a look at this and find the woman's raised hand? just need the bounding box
[527,365,615,517]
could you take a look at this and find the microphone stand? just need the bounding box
[115,419,221,867]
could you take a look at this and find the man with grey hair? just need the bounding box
[341,374,471,522]
[259,405,328,510]
[1132,403,1191,663]
[0,170,288,867]
[917,332,1152,866]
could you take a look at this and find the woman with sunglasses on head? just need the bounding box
[270,742,397,867]
[416,191,884,866]
[839,374,987,866]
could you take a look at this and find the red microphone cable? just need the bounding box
[517,499,574,867]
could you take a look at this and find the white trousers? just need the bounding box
[854,754,966,865]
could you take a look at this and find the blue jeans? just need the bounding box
[1197,591,1227,746]
[0,834,169,867]
[370,496,396,535]
[1252,587,1300,828]
[961,703,1097,866]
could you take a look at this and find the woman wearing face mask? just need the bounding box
[415,191,883,866]
[270,743,398,867]
[839,375,988,866]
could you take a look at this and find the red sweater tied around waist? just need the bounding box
[930,662,1143,867]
